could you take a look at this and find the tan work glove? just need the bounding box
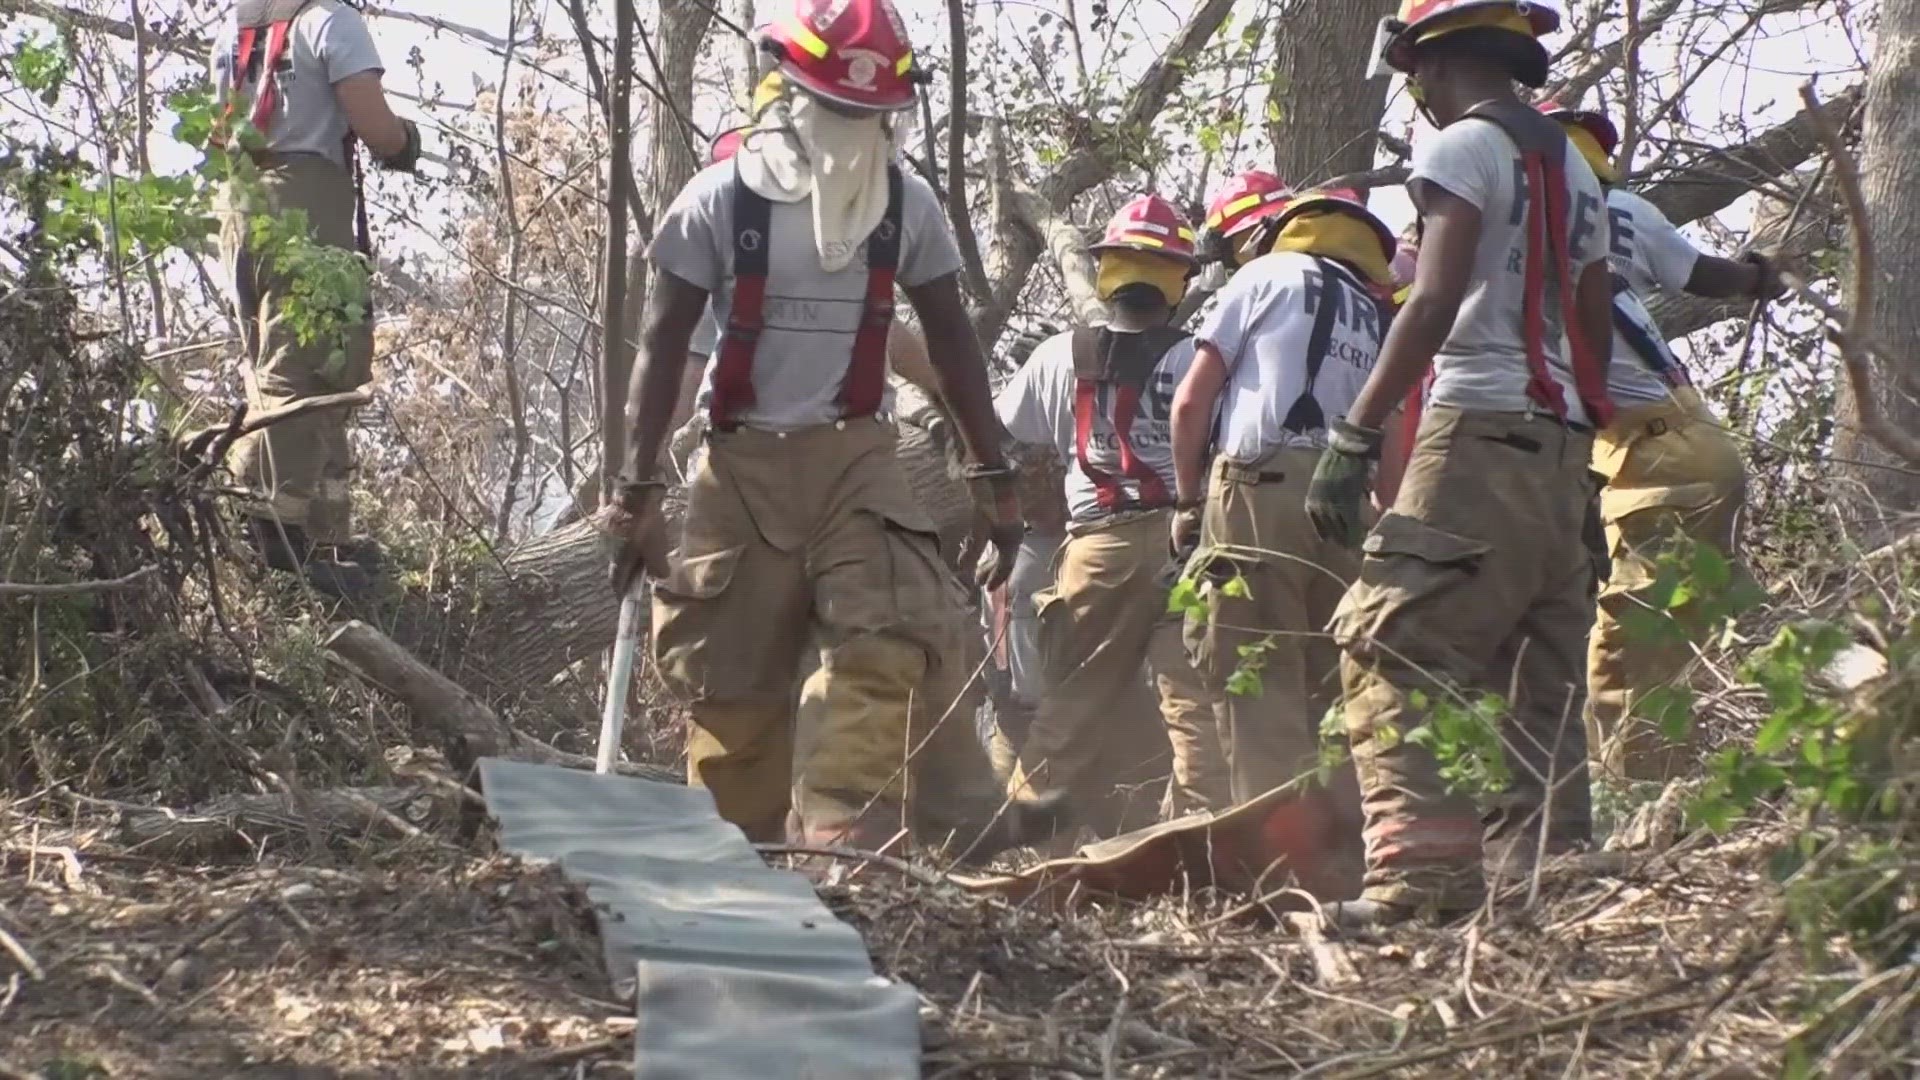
[964,464,1025,590]
[606,479,671,597]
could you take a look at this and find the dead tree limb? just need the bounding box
[326,620,515,768]
[0,566,158,599]
[969,0,1235,351]
[116,786,457,862]
[1788,82,1920,469]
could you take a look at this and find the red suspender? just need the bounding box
[1071,330,1175,512]
[226,20,295,138]
[1540,155,1614,428]
[839,168,902,419]
[251,20,294,133]
[1517,152,1566,419]
[709,163,770,429]
[1467,101,1616,430]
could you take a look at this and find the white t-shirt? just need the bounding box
[649,162,963,431]
[1606,188,1700,297]
[1197,252,1386,459]
[996,329,1196,524]
[1603,188,1702,405]
[1410,117,1611,427]
[212,0,384,171]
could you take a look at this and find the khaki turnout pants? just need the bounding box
[1023,511,1231,836]
[1587,388,1746,781]
[652,419,963,842]
[793,579,1012,846]
[1332,406,1597,912]
[1186,447,1360,802]
[217,153,372,540]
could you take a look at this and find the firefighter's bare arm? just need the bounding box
[1686,252,1783,301]
[607,271,707,594]
[1171,342,1229,505]
[1575,258,1615,383]
[1346,181,1476,431]
[905,273,1023,588]
[903,274,1007,468]
[333,71,419,171]
[668,358,706,434]
[1375,405,1410,509]
[623,271,710,484]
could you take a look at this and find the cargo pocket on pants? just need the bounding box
[1180,548,1255,689]
[1031,586,1071,689]
[650,545,748,700]
[1330,511,1493,668]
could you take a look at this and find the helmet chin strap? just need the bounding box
[1407,78,1441,129]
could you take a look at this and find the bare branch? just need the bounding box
[0,566,159,599]
[973,0,1236,349]
[1637,87,1864,228]
[945,0,991,301]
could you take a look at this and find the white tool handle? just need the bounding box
[596,592,644,775]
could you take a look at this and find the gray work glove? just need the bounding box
[1305,418,1383,548]
[377,117,422,175]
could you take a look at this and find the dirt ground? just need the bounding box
[0,815,627,1080]
[2,793,1908,1079]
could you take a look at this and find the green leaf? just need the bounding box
[1690,542,1732,592]
[1220,574,1250,599]
[1635,685,1694,741]
[11,37,70,103]
[1753,712,1793,755]
[1166,574,1201,616]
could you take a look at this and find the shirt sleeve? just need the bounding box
[1632,199,1702,293]
[315,9,385,84]
[647,175,726,293]
[994,344,1060,446]
[1195,271,1268,370]
[1410,122,1501,212]
[898,175,965,288]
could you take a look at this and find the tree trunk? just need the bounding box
[599,0,636,493]
[459,511,624,699]
[1266,0,1398,188]
[1838,0,1920,532]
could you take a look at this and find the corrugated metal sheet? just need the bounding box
[479,759,922,1079]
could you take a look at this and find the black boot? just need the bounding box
[247,518,376,599]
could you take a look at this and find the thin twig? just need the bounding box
[754,844,957,891]
[0,565,158,598]
[0,926,43,982]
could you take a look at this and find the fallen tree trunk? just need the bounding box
[328,620,514,768]
[454,511,622,703]
[118,786,456,862]
[330,619,680,783]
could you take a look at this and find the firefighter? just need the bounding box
[214,0,421,596]
[1540,102,1785,782]
[996,195,1233,836]
[1312,0,1617,925]
[606,0,1025,850]
[1167,184,1399,898]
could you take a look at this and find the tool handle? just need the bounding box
[595,592,645,775]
